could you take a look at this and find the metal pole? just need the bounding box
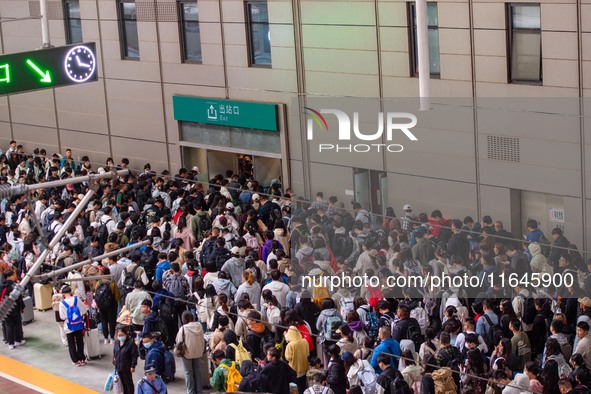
[39,0,51,48]
[35,239,151,281]
[416,0,431,111]
[60,275,112,282]
[0,169,129,200]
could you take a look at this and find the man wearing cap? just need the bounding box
[353,244,378,275]
[221,246,246,287]
[137,364,167,394]
[400,204,417,233]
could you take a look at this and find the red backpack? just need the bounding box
[368,286,384,309]
[296,323,314,351]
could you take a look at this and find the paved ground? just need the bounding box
[2,307,199,393]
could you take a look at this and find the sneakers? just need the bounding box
[14,340,25,347]
[8,345,14,350]
[75,360,87,367]
[103,338,110,345]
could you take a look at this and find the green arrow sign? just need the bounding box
[0,42,97,96]
[26,59,51,83]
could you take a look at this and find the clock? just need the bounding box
[63,45,96,83]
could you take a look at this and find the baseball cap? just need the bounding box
[191,166,200,174]
[403,204,412,211]
[231,246,240,255]
[144,365,157,374]
[578,297,591,308]
[226,202,234,210]
[252,193,260,202]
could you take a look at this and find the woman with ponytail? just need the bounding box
[235,270,261,310]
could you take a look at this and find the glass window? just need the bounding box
[64,0,82,44]
[509,4,541,83]
[179,1,202,62]
[180,122,280,154]
[409,2,440,77]
[119,0,139,60]
[246,1,271,67]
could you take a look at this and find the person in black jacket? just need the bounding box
[391,304,421,343]
[447,219,469,263]
[258,347,296,394]
[326,345,347,394]
[550,227,570,268]
[376,353,405,394]
[531,298,553,358]
[0,270,24,349]
[113,325,139,394]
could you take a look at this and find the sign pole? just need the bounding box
[40,0,52,48]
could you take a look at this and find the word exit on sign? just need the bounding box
[0,42,98,96]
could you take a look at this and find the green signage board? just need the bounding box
[173,95,278,132]
[0,42,98,96]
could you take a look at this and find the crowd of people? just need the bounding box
[1,142,591,394]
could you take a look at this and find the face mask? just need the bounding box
[117,336,126,342]
[143,342,152,349]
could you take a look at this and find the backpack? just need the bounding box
[97,218,112,245]
[339,297,355,318]
[410,306,429,335]
[16,255,27,277]
[229,340,252,365]
[482,314,502,351]
[539,234,551,258]
[194,292,210,324]
[518,294,537,325]
[159,296,176,323]
[140,249,157,281]
[332,233,354,258]
[245,234,260,251]
[324,314,342,341]
[95,282,115,309]
[220,361,242,393]
[367,310,379,338]
[390,375,412,394]
[406,319,423,352]
[198,216,212,234]
[122,265,140,294]
[154,317,170,346]
[166,274,186,300]
[155,348,175,382]
[61,297,85,331]
[367,286,383,309]
[357,360,378,393]
[431,367,457,394]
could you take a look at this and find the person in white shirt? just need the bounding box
[574,321,591,369]
[455,318,488,355]
[58,286,88,366]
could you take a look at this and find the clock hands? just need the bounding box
[75,55,92,68]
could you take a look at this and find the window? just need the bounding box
[179,1,202,62]
[408,2,440,77]
[508,4,541,83]
[118,0,139,60]
[64,0,82,44]
[245,1,271,67]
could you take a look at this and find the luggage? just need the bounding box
[199,351,211,389]
[33,283,53,311]
[22,296,34,325]
[84,328,102,359]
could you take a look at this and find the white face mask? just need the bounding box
[117,336,126,342]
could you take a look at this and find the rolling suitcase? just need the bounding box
[22,296,34,325]
[33,283,53,311]
[84,328,102,359]
[199,351,211,388]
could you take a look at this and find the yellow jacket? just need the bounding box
[285,326,309,376]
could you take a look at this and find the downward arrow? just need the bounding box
[26,59,52,83]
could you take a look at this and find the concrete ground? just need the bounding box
[2,307,207,393]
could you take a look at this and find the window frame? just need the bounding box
[117,0,140,60]
[245,0,272,68]
[64,0,82,44]
[178,0,202,63]
[407,2,440,78]
[506,3,542,85]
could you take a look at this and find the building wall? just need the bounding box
[0,0,590,246]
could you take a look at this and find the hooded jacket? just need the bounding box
[213,277,236,299]
[221,256,246,287]
[285,326,309,376]
[210,358,234,392]
[528,243,552,274]
[501,373,530,394]
[113,337,139,372]
[235,282,261,310]
[175,322,204,359]
[145,340,166,376]
[316,308,343,342]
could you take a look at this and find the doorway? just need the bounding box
[353,168,388,215]
[521,190,565,237]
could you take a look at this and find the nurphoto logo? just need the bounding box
[304,107,418,153]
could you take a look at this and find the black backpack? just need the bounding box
[140,249,157,281]
[539,234,552,258]
[159,295,176,322]
[519,295,537,325]
[332,233,353,258]
[390,375,412,394]
[406,319,423,352]
[198,216,212,234]
[97,218,112,245]
[482,314,503,351]
[154,317,170,346]
[95,282,115,309]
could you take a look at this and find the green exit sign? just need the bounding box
[0,42,98,96]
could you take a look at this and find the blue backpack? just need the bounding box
[367,310,379,339]
[155,348,176,383]
[62,296,85,331]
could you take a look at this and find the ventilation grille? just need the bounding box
[136,1,178,22]
[487,135,520,162]
[29,1,64,20]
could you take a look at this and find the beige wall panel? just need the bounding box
[99,20,121,41]
[584,61,591,89]
[268,1,293,24]
[110,136,169,171]
[55,83,108,134]
[473,29,506,57]
[168,143,181,171]
[272,47,297,70]
[288,159,304,195]
[49,21,67,42]
[161,63,226,86]
[308,162,356,205]
[302,25,377,50]
[157,22,180,44]
[476,82,578,97]
[583,34,591,61]
[439,29,471,55]
[159,43,182,65]
[541,4,577,32]
[201,22,223,45]
[305,71,379,97]
[430,80,473,96]
[474,56,507,83]
[377,2,408,27]
[58,130,110,160]
[227,68,297,93]
[0,122,11,145]
[438,3,470,29]
[380,27,409,53]
[82,20,101,41]
[0,97,10,122]
[270,24,296,48]
[2,37,42,54]
[303,48,378,74]
[10,90,56,128]
[381,51,411,77]
[300,2,376,25]
[542,32,578,60]
[0,1,30,18]
[102,56,161,82]
[222,22,247,46]
[12,124,59,150]
[137,41,159,64]
[583,5,591,32]
[98,0,118,20]
[543,59,579,88]
[201,43,225,66]
[199,0,221,23]
[80,0,98,20]
[440,54,472,81]
[382,76,419,97]
[472,3,506,29]
[220,0,245,24]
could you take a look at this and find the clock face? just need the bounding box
[64,45,96,83]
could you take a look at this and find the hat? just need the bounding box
[368,249,378,258]
[97,167,106,174]
[231,246,240,255]
[245,256,254,263]
[341,351,355,363]
[226,202,234,210]
[403,204,412,211]
[252,193,260,202]
[219,216,228,226]
[144,365,157,374]
[578,297,591,308]
[191,166,200,174]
